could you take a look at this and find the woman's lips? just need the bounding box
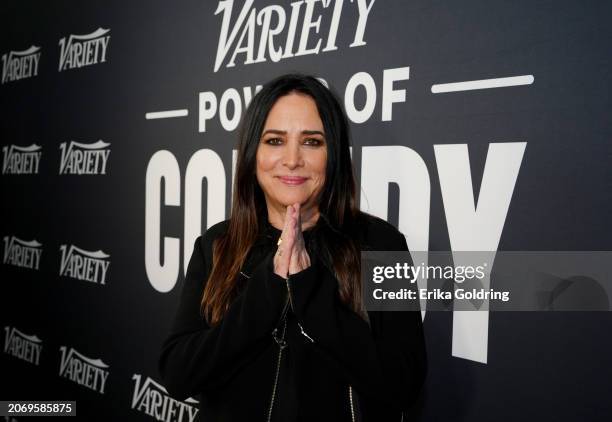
[278,176,307,185]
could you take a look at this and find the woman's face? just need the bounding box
[256,92,327,215]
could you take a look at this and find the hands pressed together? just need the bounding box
[273,203,312,279]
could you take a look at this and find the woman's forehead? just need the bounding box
[263,94,323,130]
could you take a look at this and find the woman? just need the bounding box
[158,73,427,421]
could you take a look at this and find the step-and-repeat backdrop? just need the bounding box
[2,1,611,421]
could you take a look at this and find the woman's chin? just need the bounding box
[276,194,309,207]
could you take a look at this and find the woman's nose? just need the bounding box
[282,142,303,169]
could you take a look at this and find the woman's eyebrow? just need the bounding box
[261,129,325,136]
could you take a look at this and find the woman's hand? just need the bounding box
[273,203,311,278]
[288,203,311,275]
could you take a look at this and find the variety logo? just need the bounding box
[58,346,109,394]
[131,374,199,422]
[58,27,110,71]
[4,327,42,365]
[59,140,111,175]
[59,244,110,285]
[2,236,42,270]
[213,0,375,72]
[2,144,42,174]
[1,45,41,84]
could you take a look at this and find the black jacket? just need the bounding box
[158,212,427,421]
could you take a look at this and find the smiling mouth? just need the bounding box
[278,176,308,186]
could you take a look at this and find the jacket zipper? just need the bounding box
[286,275,295,310]
[286,276,315,343]
[266,275,318,421]
[267,317,288,422]
[266,276,291,422]
[348,385,356,422]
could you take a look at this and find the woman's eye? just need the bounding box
[304,138,323,146]
[265,138,283,145]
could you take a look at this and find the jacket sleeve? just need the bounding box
[157,234,289,400]
[286,232,427,411]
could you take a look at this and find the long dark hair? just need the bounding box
[200,73,362,326]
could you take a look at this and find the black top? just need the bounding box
[158,212,427,422]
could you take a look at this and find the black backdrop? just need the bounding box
[2,1,611,421]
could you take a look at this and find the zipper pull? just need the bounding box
[297,322,314,343]
[272,327,288,349]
